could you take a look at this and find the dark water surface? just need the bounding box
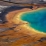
[20,8,46,33]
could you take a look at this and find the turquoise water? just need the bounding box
[20,8,46,33]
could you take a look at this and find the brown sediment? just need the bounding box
[0,8,46,46]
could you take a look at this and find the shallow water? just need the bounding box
[20,8,46,33]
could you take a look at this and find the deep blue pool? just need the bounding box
[20,8,46,33]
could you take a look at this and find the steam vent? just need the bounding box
[0,0,46,46]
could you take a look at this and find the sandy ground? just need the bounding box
[0,8,46,46]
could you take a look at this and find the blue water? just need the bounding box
[20,8,46,33]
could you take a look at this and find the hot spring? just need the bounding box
[20,8,46,33]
